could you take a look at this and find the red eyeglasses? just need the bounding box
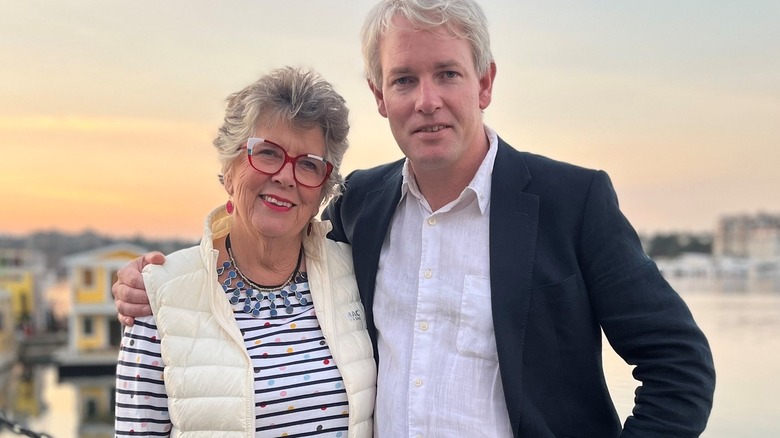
[244,138,333,188]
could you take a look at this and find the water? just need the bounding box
[2,278,779,437]
[605,277,780,437]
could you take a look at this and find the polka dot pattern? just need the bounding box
[115,274,349,437]
[114,318,170,435]
[230,276,349,436]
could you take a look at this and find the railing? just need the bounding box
[0,411,53,438]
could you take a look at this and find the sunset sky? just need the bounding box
[2,1,778,241]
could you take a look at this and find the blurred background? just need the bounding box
[1,1,778,437]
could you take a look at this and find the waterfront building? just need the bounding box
[56,243,146,378]
[749,227,780,260]
[0,290,23,431]
[0,289,16,375]
[713,213,780,277]
[0,248,49,335]
[714,213,780,258]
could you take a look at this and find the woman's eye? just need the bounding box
[297,160,319,173]
[257,149,281,159]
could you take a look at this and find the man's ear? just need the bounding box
[368,79,388,118]
[478,62,497,110]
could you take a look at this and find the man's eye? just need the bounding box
[394,77,411,85]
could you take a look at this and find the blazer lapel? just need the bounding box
[489,139,538,433]
[352,168,403,349]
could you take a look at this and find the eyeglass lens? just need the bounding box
[249,140,330,187]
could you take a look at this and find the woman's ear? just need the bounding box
[222,169,234,196]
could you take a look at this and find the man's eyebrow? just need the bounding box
[386,60,464,77]
[433,60,464,70]
[386,66,412,77]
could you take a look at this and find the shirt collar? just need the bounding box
[399,125,498,214]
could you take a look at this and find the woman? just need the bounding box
[114,67,376,437]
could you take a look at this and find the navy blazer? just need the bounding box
[323,138,715,437]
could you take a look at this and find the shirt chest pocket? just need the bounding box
[456,275,499,362]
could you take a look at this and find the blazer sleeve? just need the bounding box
[579,170,715,437]
[322,194,348,244]
[322,172,352,244]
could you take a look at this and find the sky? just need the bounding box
[1,0,778,241]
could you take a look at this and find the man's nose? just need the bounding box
[415,79,442,114]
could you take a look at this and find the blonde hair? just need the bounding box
[361,0,493,87]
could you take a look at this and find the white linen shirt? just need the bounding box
[373,127,514,437]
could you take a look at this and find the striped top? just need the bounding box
[115,273,350,437]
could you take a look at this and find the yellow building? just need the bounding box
[1,289,22,418]
[0,248,47,334]
[57,243,146,378]
[0,289,16,375]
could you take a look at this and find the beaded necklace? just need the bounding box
[219,234,307,317]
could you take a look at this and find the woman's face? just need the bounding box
[226,121,327,243]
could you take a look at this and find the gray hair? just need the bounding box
[361,0,493,87]
[214,67,349,201]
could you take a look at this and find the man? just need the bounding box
[114,0,715,436]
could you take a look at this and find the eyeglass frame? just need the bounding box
[242,137,334,188]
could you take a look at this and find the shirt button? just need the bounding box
[420,321,429,331]
[427,217,437,225]
[414,378,423,387]
[423,269,432,279]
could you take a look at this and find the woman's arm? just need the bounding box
[114,315,171,436]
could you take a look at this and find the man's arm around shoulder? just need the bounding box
[112,252,165,326]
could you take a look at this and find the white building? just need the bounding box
[714,213,780,259]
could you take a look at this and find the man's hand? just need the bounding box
[112,252,165,326]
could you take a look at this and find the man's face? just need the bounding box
[370,15,495,175]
